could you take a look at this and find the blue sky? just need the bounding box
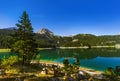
[0,0,120,36]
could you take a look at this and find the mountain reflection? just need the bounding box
[39,48,120,60]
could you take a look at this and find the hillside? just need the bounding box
[0,27,120,48]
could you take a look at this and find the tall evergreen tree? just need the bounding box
[11,11,38,64]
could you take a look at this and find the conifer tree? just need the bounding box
[11,11,38,64]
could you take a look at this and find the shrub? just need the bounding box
[104,67,118,81]
[0,56,18,69]
[63,58,69,67]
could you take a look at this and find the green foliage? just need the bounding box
[0,56,18,69]
[63,58,69,67]
[104,67,118,81]
[0,29,14,48]
[73,58,79,65]
[62,58,80,75]
[11,11,38,64]
[36,54,40,60]
[36,54,40,63]
[1,28,120,48]
[104,67,116,76]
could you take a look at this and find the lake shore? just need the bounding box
[32,60,103,76]
[0,46,115,52]
[58,46,115,49]
[0,49,11,52]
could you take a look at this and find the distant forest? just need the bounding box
[0,28,120,48]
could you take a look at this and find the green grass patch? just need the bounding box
[0,49,11,52]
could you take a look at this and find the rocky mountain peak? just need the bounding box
[37,28,54,36]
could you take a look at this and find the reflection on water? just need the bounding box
[0,48,120,71]
[39,48,120,71]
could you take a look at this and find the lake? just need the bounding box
[39,48,120,71]
[0,48,120,71]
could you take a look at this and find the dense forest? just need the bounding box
[0,27,120,48]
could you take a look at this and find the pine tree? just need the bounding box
[11,11,38,64]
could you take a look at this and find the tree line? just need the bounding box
[1,30,120,48]
[1,21,120,48]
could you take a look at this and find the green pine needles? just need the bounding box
[11,11,38,65]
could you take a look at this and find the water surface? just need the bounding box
[39,48,120,71]
[1,48,120,71]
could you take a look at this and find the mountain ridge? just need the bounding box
[0,27,120,48]
[1,27,120,37]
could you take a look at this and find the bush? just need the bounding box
[0,56,18,69]
[104,67,118,81]
[62,58,80,75]
[63,58,69,67]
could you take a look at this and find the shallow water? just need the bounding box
[39,48,120,71]
[1,48,120,71]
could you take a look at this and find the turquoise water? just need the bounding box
[1,48,120,71]
[39,48,120,71]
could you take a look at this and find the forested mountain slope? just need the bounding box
[0,28,120,48]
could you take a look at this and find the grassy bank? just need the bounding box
[0,49,11,52]
[0,48,51,52]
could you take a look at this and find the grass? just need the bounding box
[0,48,51,52]
[0,49,11,52]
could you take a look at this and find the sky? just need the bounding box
[0,0,120,36]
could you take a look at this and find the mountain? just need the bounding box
[0,27,15,35]
[37,28,54,36]
[1,27,16,30]
[0,27,120,48]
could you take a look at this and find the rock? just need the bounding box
[0,69,5,75]
[37,28,54,36]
